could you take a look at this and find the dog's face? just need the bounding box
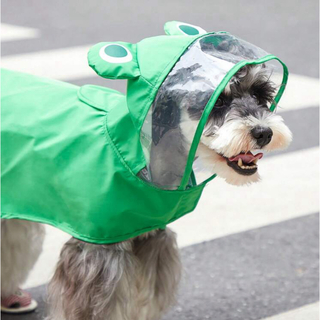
[180,65,292,186]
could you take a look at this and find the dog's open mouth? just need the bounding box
[225,151,263,175]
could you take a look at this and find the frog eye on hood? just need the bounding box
[164,21,207,36]
[177,22,207,36]
[99,44,133,63]
[88,41,140,79]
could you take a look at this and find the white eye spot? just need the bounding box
[99,44,133,63]
[177,22,207,36]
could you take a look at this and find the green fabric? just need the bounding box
[88,42,140,79]
[1,69,205,244]
[88,35,196,132]
[1,21,289,243]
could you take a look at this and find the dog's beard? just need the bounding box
[180,65,292,186]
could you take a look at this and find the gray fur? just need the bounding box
[46,228,180,320]
[203,64,277,136]
[46,238,139,320]
[134,228,181,320]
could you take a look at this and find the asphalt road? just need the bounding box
[1,0,319,319]
[2,0,319,79]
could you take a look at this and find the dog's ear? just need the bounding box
[164,21,207,36]
[88,42,140,79]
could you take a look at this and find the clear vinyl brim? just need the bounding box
[179,55,288,190]
[139,33,289,190]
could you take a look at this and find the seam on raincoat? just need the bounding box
[103,114,205,194]
[103,115,145,175]
[77,85,125,112]
[134,76,155,133]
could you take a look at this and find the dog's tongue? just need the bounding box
[229,151,263,163]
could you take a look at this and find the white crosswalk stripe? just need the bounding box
[1,45,94,79]
[1,23,40,42]
[262,302,319,320]
[1,45,319,112]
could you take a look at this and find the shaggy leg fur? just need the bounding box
[1,219,45,297]
[134,228,182,320]
[47,229,180,320]
[46,238,139,320]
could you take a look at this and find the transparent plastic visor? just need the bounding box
[138,33,288,190]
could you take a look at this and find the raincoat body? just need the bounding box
[1,22,288,244]
[1,69,204,243]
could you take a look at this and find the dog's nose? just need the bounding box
[251,126,273,147]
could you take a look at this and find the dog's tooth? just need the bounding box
[238,159,243,166]
[253,159,258,164]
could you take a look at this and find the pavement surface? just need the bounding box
[1,0,319,319]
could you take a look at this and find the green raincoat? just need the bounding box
[1,21,288,244]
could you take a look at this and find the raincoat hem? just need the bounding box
[1,205,200,244]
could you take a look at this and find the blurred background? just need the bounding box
[1,0,319,319]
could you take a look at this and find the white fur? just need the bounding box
[1,219,45,297]
[180,107,292,186]
[196,143,261,185]
[251,113,293,151]
[201,112,292,158]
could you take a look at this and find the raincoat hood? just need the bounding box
[1,21,288,243]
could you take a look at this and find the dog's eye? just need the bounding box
[252,93,268,107]
[215,97,224,107]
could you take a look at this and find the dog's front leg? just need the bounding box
[134,228,182,320]
[1,219,45,298]
[46,238,139,320]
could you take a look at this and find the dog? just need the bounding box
[1,63,292,320]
